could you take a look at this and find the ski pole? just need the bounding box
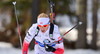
[48,0,55,23]
[49,22,83,46]
[12,1,23,49]
[61,22,82,38]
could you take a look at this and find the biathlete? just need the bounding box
[22,13,64,54]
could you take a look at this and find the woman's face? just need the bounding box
[38,24,50,33]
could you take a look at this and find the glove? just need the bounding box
[44,45,56,52]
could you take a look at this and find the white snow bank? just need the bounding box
[0,42,12,48]
[64,49,100,54]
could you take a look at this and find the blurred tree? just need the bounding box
[75,0,88,49]
[0,0,32,48]
[0,0,17,42]
[91,0,98,50]
[31,0,40,24]
[29,0,40,50]
[53,0,70,14]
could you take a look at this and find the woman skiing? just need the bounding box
[22,13,64,54]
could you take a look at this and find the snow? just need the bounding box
[0,42,100,54]
[64,49,100,54]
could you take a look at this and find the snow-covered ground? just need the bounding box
[0,42,100,54]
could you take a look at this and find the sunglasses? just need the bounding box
[38,24,48,27]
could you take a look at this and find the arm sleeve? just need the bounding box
[22,24,37,54]
[22,40,30,54]
[53,25,64,54]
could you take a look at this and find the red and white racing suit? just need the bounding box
[22,23,64,54]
